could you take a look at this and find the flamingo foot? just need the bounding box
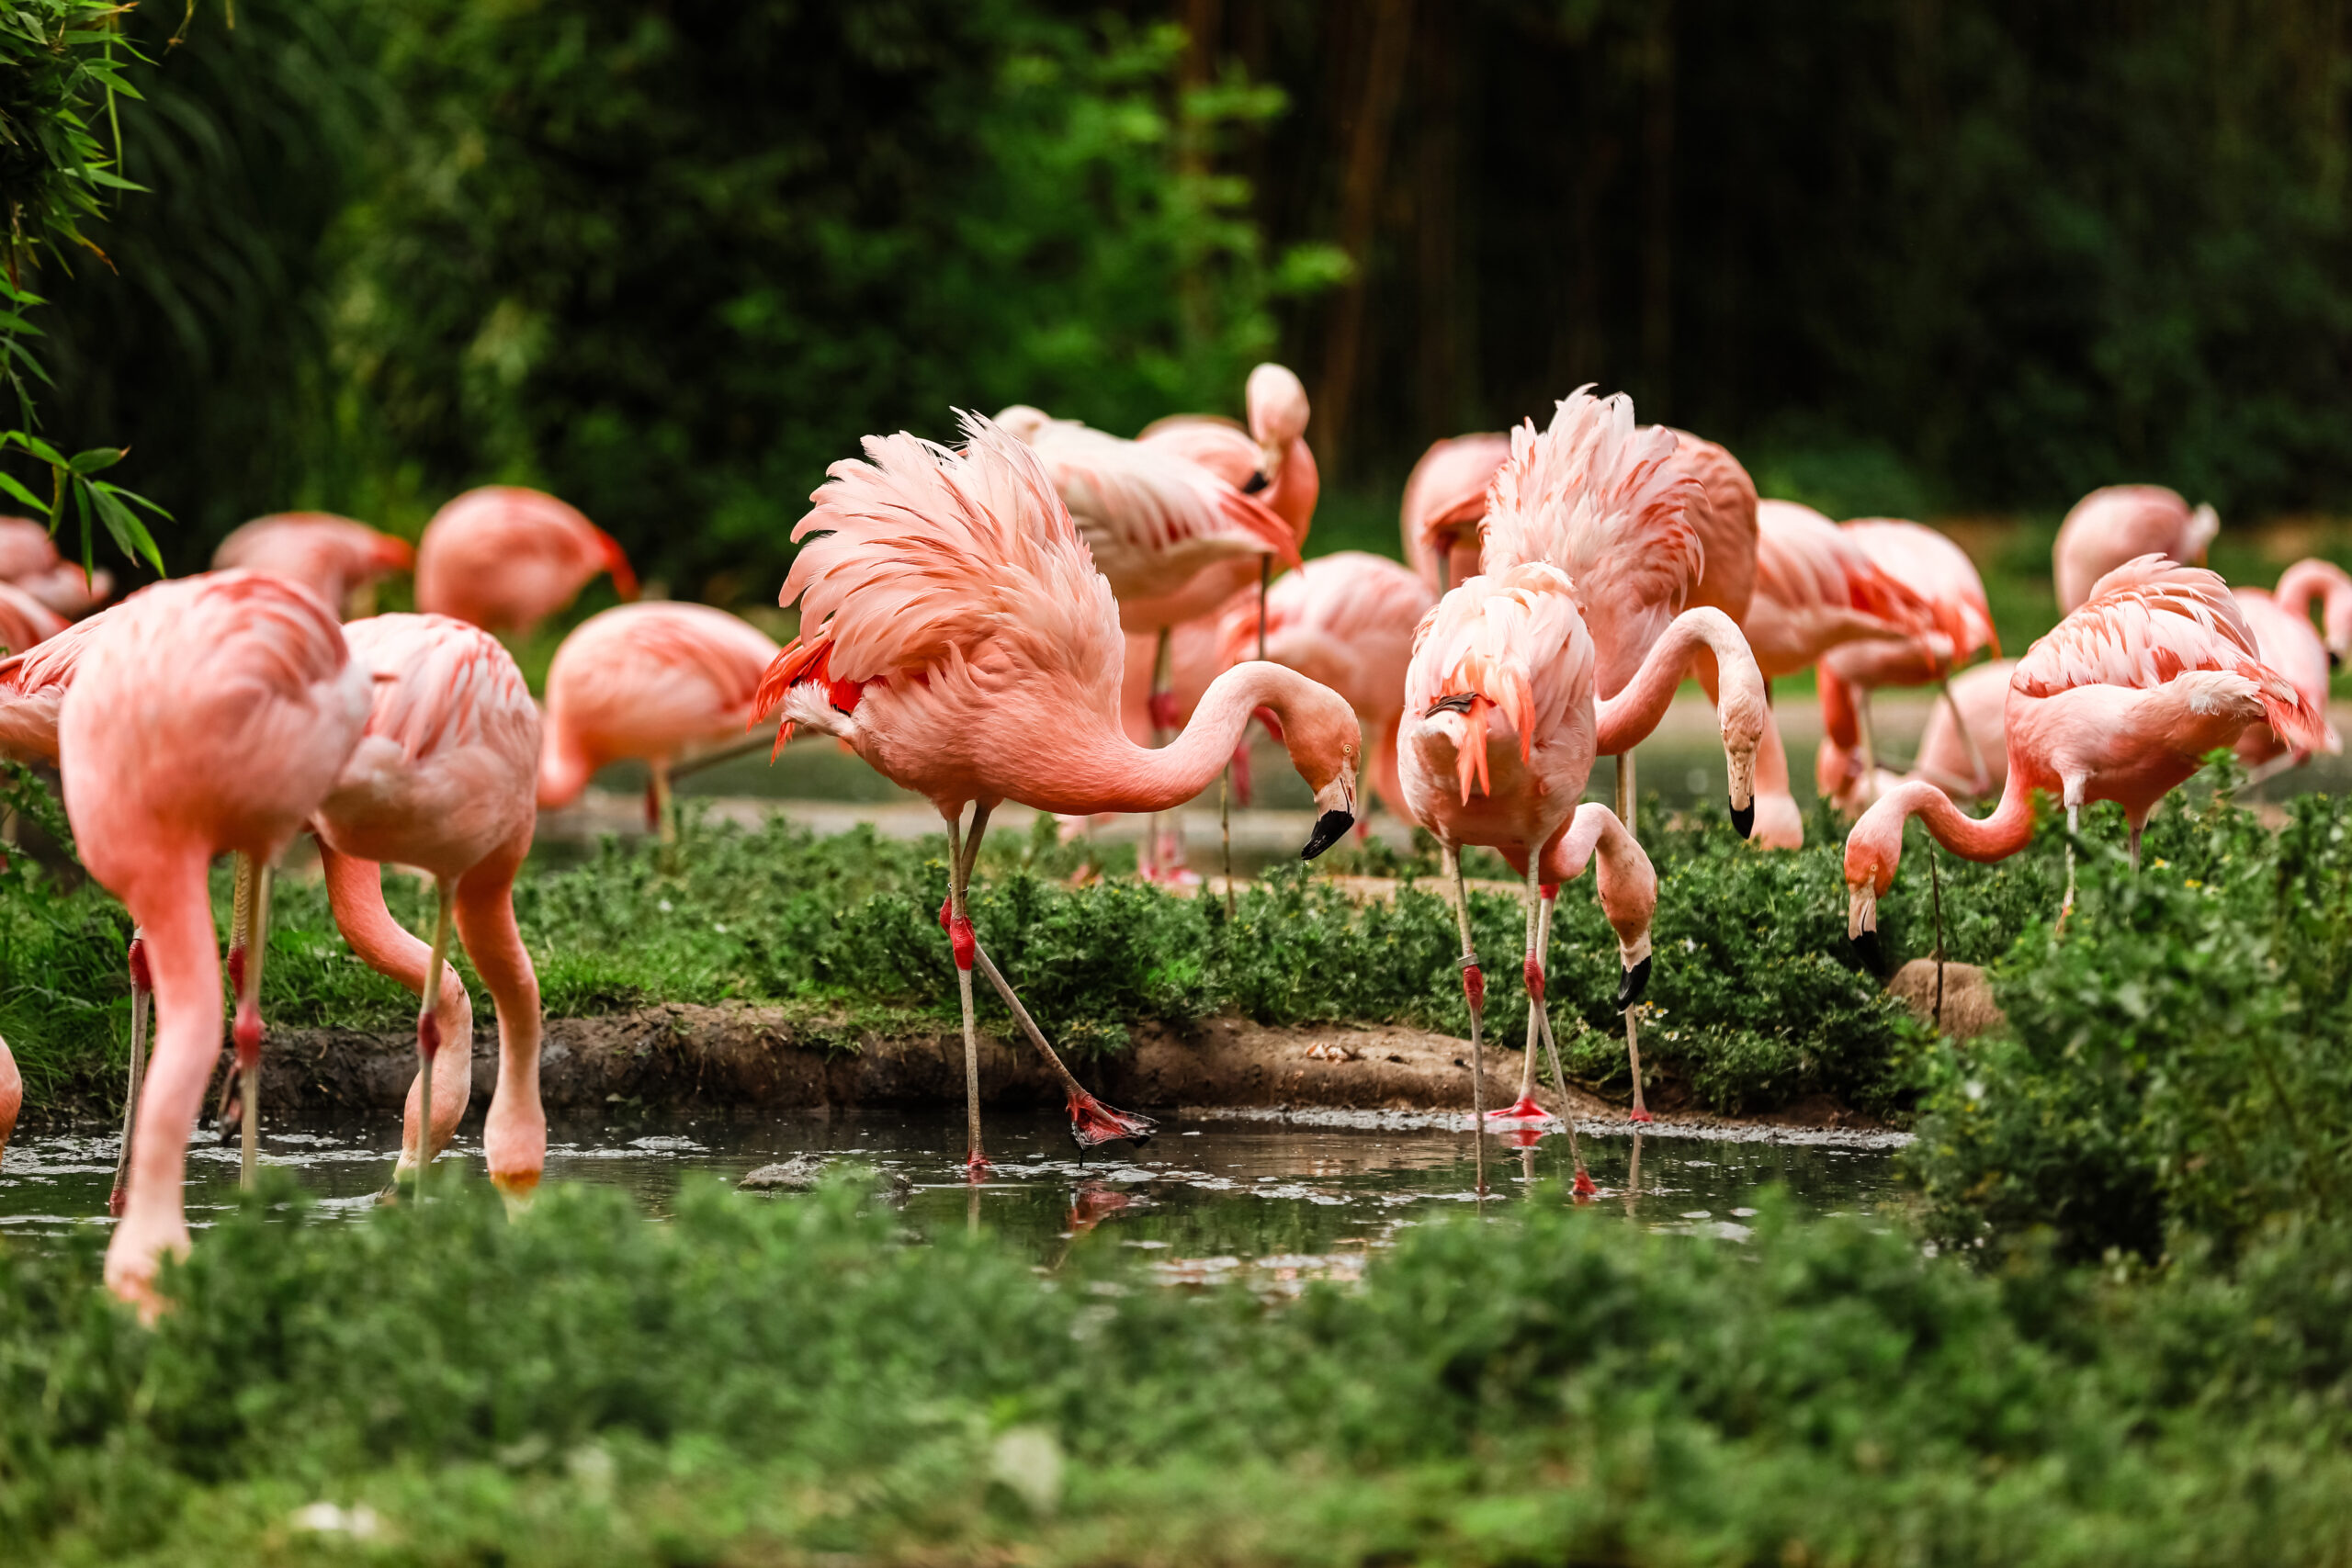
[1573,1168,1598,1197]
[1066,1090,1155,1151]
[1629,1106,1655,1123]
[966,1149,991,1181]
[1485,1095,1549,1122]
[107,1186,128,1219]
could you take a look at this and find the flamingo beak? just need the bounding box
[1726,746,1757,839]
[1303,772,1356,860]
[1848,884,1881,968]
[1615,956,1652,1011]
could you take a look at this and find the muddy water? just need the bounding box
[0,1110,1907,1280]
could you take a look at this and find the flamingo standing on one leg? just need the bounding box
[2272,558,2352,666]
[537,601,783,840]
[315,614,546,1199]
[2227,587,2341,781]
[415,487,639,636]
[996,403,1300,879]
[213,513,416,620]
[2052,485,2217,613]
[1214,551,1434,826]
[1820,658,2018,811]
[1817,519,2000,802]
[1399,400,1672,1182]
[59,572,369,1313]
[0,516,112,617]
[1843,557,2327,959]
[755,412,1361,1171]
[1469,394,1769,1122]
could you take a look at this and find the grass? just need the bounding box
[6,1170,2352,1564]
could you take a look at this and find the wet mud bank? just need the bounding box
[30,1006,1900,1135]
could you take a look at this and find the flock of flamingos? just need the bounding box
[0,363,2343,1314]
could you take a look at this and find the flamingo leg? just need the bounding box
[232,864,276,1189]
[1493,866,1549,1122]
[1941,682,1991,797]
[1532,997,1593,1194]
[107,931,151,1218]
[1623,1129,1643,1214]
[2063,801,2082,919]
[1624,1001,1651,1124]
[412,879,457,1200]
[944,808,985,1176]
[1614,750,1638,841]
[1446,846,1487,1198]
[649,758,676,846]
[1146,627,1177,879]
[1855,691,1881,784]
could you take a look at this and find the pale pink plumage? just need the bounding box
[60,572,370,1312]
[1744,502,1939,680]
[213,513,416,616]
[1823,519,1998,687]
[0,580,65,660]
[1668,429,1760,626]
[2052,484,2218,613]
[414,486,639,634]
[992,404,1300,631]
[0,604,118,763]
[317,613,546,1192]
[1844,558,2326,942]
[2273,557,2352,662]
[538,602,782,808]
[1400,433,1510,592]
[0,516,111,617]
[2228,587,2340,772]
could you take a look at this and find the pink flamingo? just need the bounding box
[415,486,639,635]
[1136,363,1319,546]
[537,601,783,840]
[2273,558,2352,665]
[2228,587,2341,780]
[1212,550,1434,826]
[1398,398,1669,1173]
[0,1028,17,1165]
[996,402,1301,877]
[1843,557,2327,961]
[1669,430,1761,626]
[754,413,1361,1171]
[213,513,416,619]
[2053,485,2217,613]
[1401,433,1510,594]
[0,516,112,618]
[58,572,370,1312]
[314,614,546,1198]
[0,580,65,657]
[1818,658,2018,811]
[1737,501,1939,848]
[1818,519,2000,795]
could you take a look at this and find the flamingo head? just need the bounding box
[1265,672,1360,858]
[2325,592,2352,668]
[1843,793,1910,970]
[1245,364,1310,486]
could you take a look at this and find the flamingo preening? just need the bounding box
[415,487,639,635]
[212,513,416,620]
[1844,557,2328,962]
[2052,484,2217,613]
[756,412,1360,1172]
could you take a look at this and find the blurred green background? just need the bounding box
[21,0,2352,600]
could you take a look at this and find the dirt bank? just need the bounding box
[37,1007,1891,1134]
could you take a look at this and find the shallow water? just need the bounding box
[0,1109,1906,1280]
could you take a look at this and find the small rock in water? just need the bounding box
[739,1155,912,1203]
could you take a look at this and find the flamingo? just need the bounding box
[1736,501,1940,847]
[58,572,369,1312]
[2053,484,2217,613]
[537,601,783,840]
[1398,398,1669,1177]
[1843,557,2327,961]
[0,1029,17,1164]
[753,412,1361,1171]
[212,513,416,620]
[1819,658,2018,811]
[1212,550,1434,826]
[1817,519,2000,802]
[414,486,639,635]
[1403,434,1511,595]
[2273,558,2352,665]
[0,516,111,617]
[0,580,65,658]
[996,401,1300,878]
[2228,588,2341,780]
[314,614,546,1199]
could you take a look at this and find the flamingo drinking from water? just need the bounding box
[754,412,1361,1172]
[1398,396,1670,1169]
[1843,557,2327,962]
[2052,485,2217,613]
[415,487,639,635]
[58,572,370,1313]
[213,513,416,620]
[537,601,783,840]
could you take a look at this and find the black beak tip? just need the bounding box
[1242,469,1271,495]
[1729,797,1756,840]
[1301,808,1354,861]
[1852,929,1883,970]
[2332,649,2344,671]
[1615,955,1653,1011]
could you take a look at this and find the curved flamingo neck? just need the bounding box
[1057,661,1317,816]
[1819,665,1859,750]
[1594,607,1753,755]
[2277,558,2352,622]
[1887,773,2037,863]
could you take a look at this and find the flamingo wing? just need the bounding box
[1020,416,1298,599]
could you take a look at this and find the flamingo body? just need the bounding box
[1401,433,1510,592]
[414,487,639,634]
[538,602,782,808]
[213,513,415,616]
[2053,485,2217,613]
[1667,429,1759,626]
[0,516,110,617]
[0,580,65,659]
[60,573,370,1309]
[2230,587,2340,772]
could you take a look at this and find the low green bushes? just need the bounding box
[6,1173,2352,1565]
